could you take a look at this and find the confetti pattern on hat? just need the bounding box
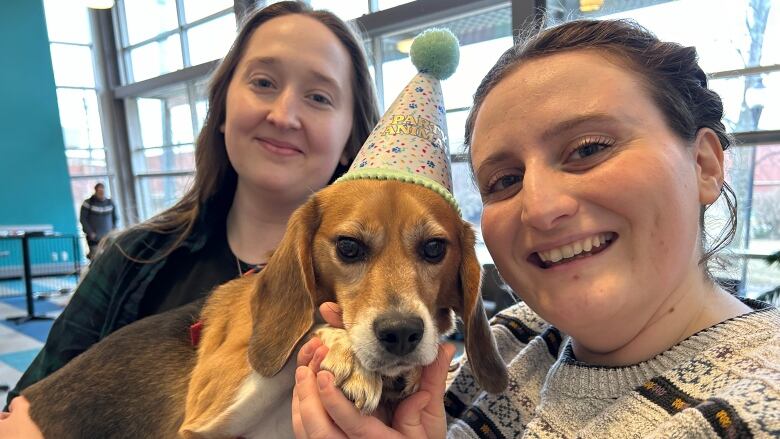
[336,29,460,214]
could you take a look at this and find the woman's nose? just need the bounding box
[266,89,302,130]
[519,165,578,231]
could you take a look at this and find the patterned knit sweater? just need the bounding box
[445,298,780,438]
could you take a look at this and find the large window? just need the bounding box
[126,82,205,219]
[116,0,235,83]
[115,0,234,219]
[42,0,114,261]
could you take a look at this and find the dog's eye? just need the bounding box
[336,237,367,262]
[420,239,446,263]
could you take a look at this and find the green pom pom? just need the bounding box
[410,28,460,80]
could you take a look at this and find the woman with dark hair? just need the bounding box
[292,19,780,438]
[5,0,379,415]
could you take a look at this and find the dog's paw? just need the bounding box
[313,327,383,414]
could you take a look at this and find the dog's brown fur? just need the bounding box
[23,179,507,439]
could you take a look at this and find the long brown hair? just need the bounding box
[464,19,737,273]
[126,1,379,261]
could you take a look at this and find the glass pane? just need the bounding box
[182,0,233,23]
[56,89,104,149]
[750,145,780,248]
[713,256,780,299]
[377,0,414,11]
[546,0,780,72]
[446,109,469,155]
[70,177,112,204]
[123,0,179,45]
[713,144,780,253]
[50,43,95,87]
[170,102,194,145]
[309,0,369,20]
[744,257,780,299]
[187,13,236,66]
[129,35,183,82]
[133,145,196,174]
[195,99,208,134]
[43,0,91,44]
[380,7,512,110]
[706,143,780,296]
[452,161,481,230]
[452,161,491,264]
[136,98,164,148]
[193,79,209,134]
[138,174,195,220]
[711,71,780,132]
[66,149,108,176]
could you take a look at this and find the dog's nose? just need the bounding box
[373,315,424,356]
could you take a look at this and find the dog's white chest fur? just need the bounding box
[193,357,297,439]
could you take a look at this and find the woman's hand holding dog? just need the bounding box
[0,396,44,439]
[292,302,454,439]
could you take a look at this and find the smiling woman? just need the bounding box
[291,18,780,439]
[2,1,380,436]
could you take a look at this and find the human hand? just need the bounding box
[292,340,455,439]
[0,396,44,439]
[319,302,343,328]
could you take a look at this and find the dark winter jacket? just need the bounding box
[79,195,117,243]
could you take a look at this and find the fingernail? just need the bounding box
[295,366,307,384]
[317,371,332,390]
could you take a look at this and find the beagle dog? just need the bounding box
[22,179,508,439]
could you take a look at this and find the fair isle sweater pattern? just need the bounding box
[445,299,780,438]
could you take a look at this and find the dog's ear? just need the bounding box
[248,196,321,376]
[457,222,508,394]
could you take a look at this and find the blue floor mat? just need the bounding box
[0,349,40,372]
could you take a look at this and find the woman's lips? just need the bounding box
[528,233,618,269]
[256,138,302,156]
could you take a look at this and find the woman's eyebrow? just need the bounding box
[243,56,276,71]
[540,113,627,142]
[474,150,517,181]
[242,56,343,93]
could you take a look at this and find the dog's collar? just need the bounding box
[190,266,264,347]
[241,263,265,276]
[190,320,204,347]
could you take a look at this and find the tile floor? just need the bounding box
[0,277,74,405]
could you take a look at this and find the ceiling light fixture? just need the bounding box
[396,38,414,54]
[84,0,114,9]
[579,0,604,12]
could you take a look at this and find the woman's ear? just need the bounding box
[694,128,725,205]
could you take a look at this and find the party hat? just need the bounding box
[336,29,460,213]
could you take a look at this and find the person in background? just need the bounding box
[79,182,117,260]
[1,0,380,431]
[292,18,780,438]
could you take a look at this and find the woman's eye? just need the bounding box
[486,174,521,194]
[309,93,333,106]
[569,139,614,161]
[251,78,274,89]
